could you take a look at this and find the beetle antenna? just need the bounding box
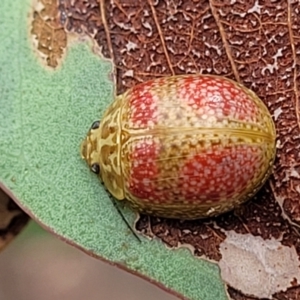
[112,199,141,242]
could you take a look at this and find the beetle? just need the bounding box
[80,74,276,220]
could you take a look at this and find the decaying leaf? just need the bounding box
[27,0,300,299]
[31,0,67,67]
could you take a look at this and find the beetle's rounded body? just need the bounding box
[81,75,276,219]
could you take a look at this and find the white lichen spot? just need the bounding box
[274,106,283,121]
[219,231,300,298]
[123,70,134,77]
[125,41,138,52]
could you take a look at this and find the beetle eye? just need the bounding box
[90,120,100,130]
[91,163,100,174]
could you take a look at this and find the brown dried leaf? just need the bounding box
[29,0,300,298]
[31,0,67,68]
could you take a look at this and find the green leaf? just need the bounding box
[0,1,228,299]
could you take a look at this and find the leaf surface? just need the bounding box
[0,1,228,299]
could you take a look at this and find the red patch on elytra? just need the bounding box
[180,76,259,122]
[129,82,158,127]
[180,145,262,202]
[127,140,263,205]
[127,140,159,200]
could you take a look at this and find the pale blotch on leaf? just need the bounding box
[219,231,300,298]
[31,0,67,68]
